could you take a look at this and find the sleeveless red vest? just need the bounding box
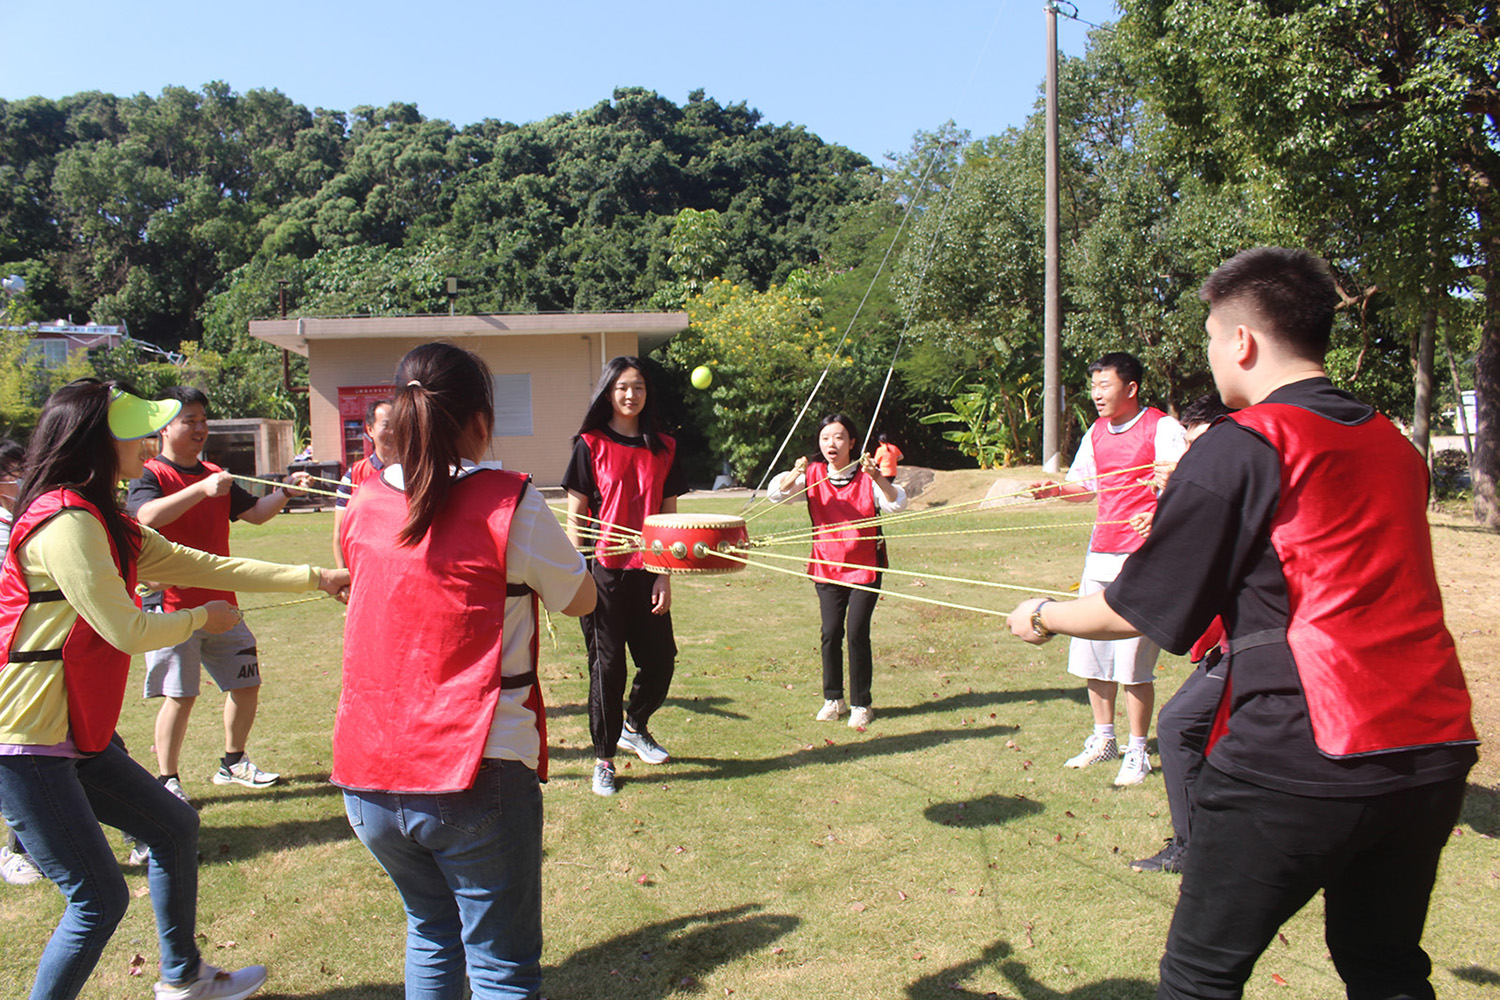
[806,462,882,585]
[143,457,234,610]
[334,469,548,792]
[0,490,140,753]
[581,430,676,570]
[347,456,380,492]
[1227,404,1475,756]
[1088,408,1163,554]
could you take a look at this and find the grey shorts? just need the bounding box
[143,618,261,698]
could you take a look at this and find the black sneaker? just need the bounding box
[1131,837,1187,873]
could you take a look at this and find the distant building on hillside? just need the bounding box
[249,312,687,486]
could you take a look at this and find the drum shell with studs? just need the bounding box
[638,513,748,575]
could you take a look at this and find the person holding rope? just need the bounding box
[1007,248,1476,999]
[335,343,594,1000]
[1028,352,1186,785]
[769,414,907,729]
[127,387,312,797]
[331,397,395,570]
[0,378,348,1000]
[563,357,687,797]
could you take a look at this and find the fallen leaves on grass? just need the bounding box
[128,954,146,977]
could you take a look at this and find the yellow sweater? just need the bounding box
[0,509,319,747]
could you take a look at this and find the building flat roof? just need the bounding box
[249,312,688,356]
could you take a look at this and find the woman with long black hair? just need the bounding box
[562,356,687,796]
[0,379,347,1000]
[335,343,594,999]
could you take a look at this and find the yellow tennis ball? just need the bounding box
[690,365,713,390]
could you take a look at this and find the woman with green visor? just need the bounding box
[0,379,349,1000]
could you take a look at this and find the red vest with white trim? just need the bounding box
[334,469,547,792]
[0,490,140,753]
[1227,403,1475,757]
[581,430,676,570]
[806,462,882,585]
[1088,408,1163,554]
[143,457,235,610]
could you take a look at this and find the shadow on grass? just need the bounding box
[1453,965,1500,986]
[1460,782,1498,836]
[544,695,749,721]
[198,773,342,805]
[260,986,403,1000]
[200,813,355,866]
[906,939,1155,999]
[925,793,1045,828]
[544,903,798,998]
[660,723,1017,784]
[877,685,1086,721]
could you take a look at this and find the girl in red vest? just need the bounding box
[563,356,687,796]
[335,343,594,1000]
[769,414,907,729]
[0,379,347,1000]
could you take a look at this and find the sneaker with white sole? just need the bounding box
[212,759,279,788]
[617,725,670,764]
[848,706,874,729]
[163,776,192,804]
[591,760,617,797]
[1114,745,1152,786]
[1063,734,1119,768]
[153,961,267,1000]
[1,845,44,885]
[815,698,847,721]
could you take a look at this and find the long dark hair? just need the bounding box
[390,343,495,546]
[575,356,669,454]
[15,378,141,565]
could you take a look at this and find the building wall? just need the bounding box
[308,330,640,486]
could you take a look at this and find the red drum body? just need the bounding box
[639,513,749,575]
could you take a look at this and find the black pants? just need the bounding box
[1156,656,1227,845]
[815,577,880,708]
[581,566,676,759]
[1158,766,1468,1000]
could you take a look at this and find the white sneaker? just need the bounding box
[1,845,44,885]
[153,961,267,1000]
[212,759,279,788]
[848,706,874,729]
[815,699,847,721]
[1114,746,1152,786]
[591,760,617,797]
[617,725,670,764]
[163,776,192,804]
[1064,734,1119,768]
[128,842,151,866]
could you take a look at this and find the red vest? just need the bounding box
[806,462,882,585]
[1088,408,1163,554]
[582,430,676,570]
[1227,404,1475,756]
[143,457,234,610]
[347,456,381,492]
[333,469,547,792]
[0,490,140,753]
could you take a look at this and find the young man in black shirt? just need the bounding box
[1007,247,1477,999]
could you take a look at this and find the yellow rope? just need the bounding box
[236,593,338,613]
[230,473,344,499]
[746,520,1101,546]
[738,547,1073,598]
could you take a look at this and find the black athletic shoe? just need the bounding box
[1131,837,1187,873]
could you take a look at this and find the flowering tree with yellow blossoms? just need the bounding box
[668,274,849,483]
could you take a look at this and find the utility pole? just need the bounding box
[1042,0,1063,472]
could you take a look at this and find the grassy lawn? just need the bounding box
[1,475,1496,999]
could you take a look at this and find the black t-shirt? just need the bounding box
[560,427,688,514]
[1105,378,1476,796]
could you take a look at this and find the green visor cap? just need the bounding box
[108,389,181,441]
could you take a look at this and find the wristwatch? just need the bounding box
[1030,599,1054,639]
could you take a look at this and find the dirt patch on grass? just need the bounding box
[916,469,1499,786]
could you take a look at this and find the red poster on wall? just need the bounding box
[337,385,394,470]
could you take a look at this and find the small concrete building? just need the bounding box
[248,313,687,487]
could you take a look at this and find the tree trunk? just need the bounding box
[1412,170,1443,461]
[1474,313,1499,528]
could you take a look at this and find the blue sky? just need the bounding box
[0,0,1102,164]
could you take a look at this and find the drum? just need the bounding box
[638,513,749,575]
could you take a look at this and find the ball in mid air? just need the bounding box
[690,365,713,390]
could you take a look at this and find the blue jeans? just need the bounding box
[0,736,202,1000]
[343,760,543,1000]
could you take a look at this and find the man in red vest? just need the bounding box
[1029,352,1186,786]
[1008,248,1476,999]
[128,387,311,802]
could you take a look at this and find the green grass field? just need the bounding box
[1,490,1496,999]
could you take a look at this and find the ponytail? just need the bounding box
[390,343,495,546]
